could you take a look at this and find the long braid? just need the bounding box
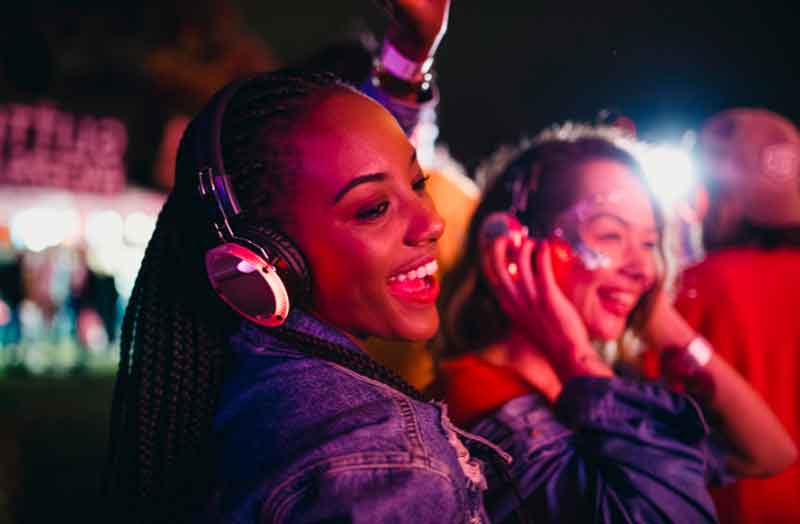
[105,192,231,522]
[104,71,355,522]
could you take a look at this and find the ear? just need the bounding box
[761,143,800,184]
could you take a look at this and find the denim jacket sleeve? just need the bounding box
[471,376,719,524]
[262,456,465,524]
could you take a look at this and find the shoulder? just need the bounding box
[216,348,421,458]
[213,347,470,521]
[684,247,767,279]
[426,147,479,202]
[677,249,748,302]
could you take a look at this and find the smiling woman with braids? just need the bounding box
[101,2,537,522]
[104,67,516,522]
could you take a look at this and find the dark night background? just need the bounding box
[237,0,799,170]
[0,1,797,523]
[3,0,798,173]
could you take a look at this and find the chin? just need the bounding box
[393,311,439,342]
[587,320,626,342]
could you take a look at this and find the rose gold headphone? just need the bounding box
[189,78,311,327]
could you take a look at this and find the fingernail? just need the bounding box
[507,262,519,278]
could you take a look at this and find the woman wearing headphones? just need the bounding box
[101,2,517,522]
[436,125,796,523]
[103,75,492,522]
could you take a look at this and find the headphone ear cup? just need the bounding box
[479,212,527,247]
[205,242,291,327]
[203,222,311,328]
[239,224,312,306]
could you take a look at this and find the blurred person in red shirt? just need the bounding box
[674,108,800,523]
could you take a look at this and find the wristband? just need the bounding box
[379,40,434,83]
[686,336,713,367]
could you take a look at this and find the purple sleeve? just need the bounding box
[358,76,438,138]
[471,377,719,524]
[701,422,737,487]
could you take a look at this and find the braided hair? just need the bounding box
[104,69,425,522]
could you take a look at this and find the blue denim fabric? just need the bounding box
[471,377,721,524]
[210,310,507,524]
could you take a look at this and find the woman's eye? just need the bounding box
[412,174,430,192]
[597,232,623,242]
[643,240,658,250]
[356,202,389,221]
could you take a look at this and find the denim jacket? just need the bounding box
[211,309,724,524]
[472,378,723,524]
[210,310,510,524]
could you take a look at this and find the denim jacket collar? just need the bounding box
[233,308,513,466]
[236,308,364,357]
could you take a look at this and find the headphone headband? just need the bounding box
[194,79,249,241]
[189,75,311,327]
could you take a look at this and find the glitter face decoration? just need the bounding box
[550,191,658,272]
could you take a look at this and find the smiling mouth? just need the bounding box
[388,260,439,304]
[597,288,638,317]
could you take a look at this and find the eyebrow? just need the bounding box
[332,173,386,204]
[588,212,659,234]
[331,151,418,204]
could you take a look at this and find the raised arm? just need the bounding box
[644,290,797,477]
[359,0,449,137]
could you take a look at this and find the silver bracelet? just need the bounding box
[686,336,713,367]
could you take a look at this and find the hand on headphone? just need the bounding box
[378,0,451,61]
[480,233,612,382]
[641,288,693,352]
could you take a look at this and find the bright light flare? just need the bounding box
[10,207,80,252]
[86,210,124,247]
[636,144,697,209]
[124,212,157,245]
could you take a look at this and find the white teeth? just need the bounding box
[608,291,636,305]
[389,260,439,282]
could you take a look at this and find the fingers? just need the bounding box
[535,240,561,304]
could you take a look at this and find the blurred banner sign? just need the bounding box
[0,102,127,194]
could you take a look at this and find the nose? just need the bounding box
[404,194,445,247]
[618,242,657,286]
